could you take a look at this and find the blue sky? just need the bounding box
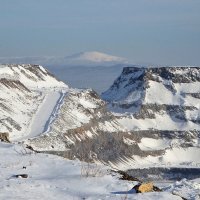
[0,0,200,65]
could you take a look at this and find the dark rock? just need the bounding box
[117,170,141,182]
[13,174,28,178]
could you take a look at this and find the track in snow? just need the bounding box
[13,90,67,141]
[43,91,66,133]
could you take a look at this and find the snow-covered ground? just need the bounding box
[0,64,69,141]
[138,138,171,151]
[0,142,199,200]
[118,113,200,131]
[12,90,67,141]
[109,146,200,172]
[1,64,200,199]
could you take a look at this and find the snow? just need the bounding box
[42,90,67,133]
[70,51,126,63]
[145,81,181,105]
[145,80,200,106]
[0,64,67,89]
[1,64,200,199]
[112,147,200,170]
[0,64,69,140]
[138,138,171,151]
[79,98,97,109]
[102,69,144,102]
[162,147,200,164]
[165,178,200,200]
[11,91,67,141]
[118,112,200,131]
[0,81,44,138]
[43,89,104,133]
[0,142,198,200]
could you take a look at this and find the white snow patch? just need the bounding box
[138,138,171,151]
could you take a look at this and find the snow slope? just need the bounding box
[101,66,200,169]
[12,90,67,141]
[0,64,68,140]
[0,142,198,200]
[25,89,126,152]
[102,66,200,131]
[0,65,200,194]
[0,64,66,88]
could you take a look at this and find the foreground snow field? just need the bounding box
[0,142,199,200]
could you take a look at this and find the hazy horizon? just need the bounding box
[0,0,200,66]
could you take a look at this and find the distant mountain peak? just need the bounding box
[0,51,128,67]
[69,51,127,63]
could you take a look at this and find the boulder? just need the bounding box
[0,132,10,143]
[133,182,161,193]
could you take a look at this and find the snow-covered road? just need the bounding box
[12,90,67,141]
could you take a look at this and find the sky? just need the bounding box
[0,0,200,65]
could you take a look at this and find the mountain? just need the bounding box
[102,66,200,126]
[101,66,200,168]
[0,64,200,199]
[65,51,126,64]
[0,52,129,93]
[0,64,67,141]
[0,51,128,67]
[0,64,132,165]
[0,64,199,172]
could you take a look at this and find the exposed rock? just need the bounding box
[12,174,28,178]
[133,182,162,193]
[0,132,10,143]
[117,170,141,182]
[133,182,154,193]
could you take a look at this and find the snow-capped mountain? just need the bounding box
[102,66,200,130]
[1,64,200,171]
[0,52,129,93]
[101,66,200,168]
[65,51,127,65]
[0,64,131,165]
[0,51,128,67]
